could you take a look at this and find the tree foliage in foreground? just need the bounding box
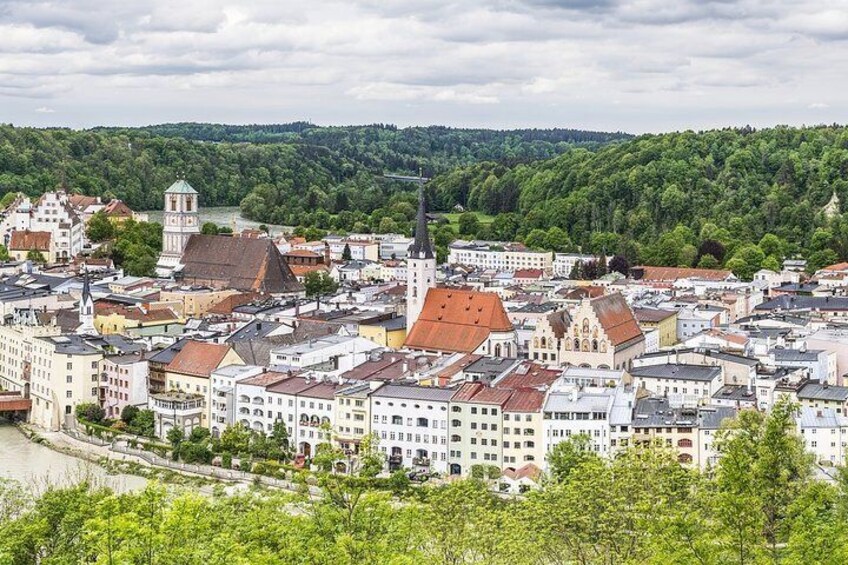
[2,397,847,564]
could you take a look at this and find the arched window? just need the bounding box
[451,434,461,442]
[533,337,539,348]
[678,438,693,448]
[678,453,693,464]
[451,419,461,427]
[582,318,590,335]
[525,441,535,448]
[581,339,590,352]
[540,337,547,349]
[170,196,177,212]
[573,338,580,351]
[185,196,193,212]
[592,339,599,352]
[495,343,502,357]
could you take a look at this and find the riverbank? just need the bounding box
[10,424,317,496]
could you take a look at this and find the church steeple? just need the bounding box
[76,268,96,335]
[409,182,434,260]
[406,181,437,333]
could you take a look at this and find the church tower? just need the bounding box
[156,179,200,277]
[76,269,96,335]
[406,183,436,332]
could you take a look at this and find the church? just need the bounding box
[155,180,303,296]
[403,184,518,356]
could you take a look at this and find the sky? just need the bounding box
[0,0,846,134]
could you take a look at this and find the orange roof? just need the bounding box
[451,382,515,405]
[590,293,643,346]
[284,249,322,258]
[404,288,513,353]
[9,230,50,251]
[496,362,561,390]
[289,264,329,277]
[503,388,546,412]
[514,268,544,279]
[206,292,265,316]
[821,262,848,272]
[103,199,133,216]
[633,265,732,282]
[69,194,100,209]
[166,341,235,378]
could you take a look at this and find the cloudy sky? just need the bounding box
[0,0,846,133]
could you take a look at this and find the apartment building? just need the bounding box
[100,353,149,419]
[370,384,453,474]
[30,335,103,430]
[448,240,552,272]
[629,364,724,408]
[448,382,512,476]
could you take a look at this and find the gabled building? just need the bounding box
[178,234,304,295]
[552,293,645,370]
[162,340,244,428]
[405,288,517,356]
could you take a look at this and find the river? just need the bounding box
[142,206,290,236]
[0,424,148,493]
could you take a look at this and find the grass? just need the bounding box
[440,212,496,227]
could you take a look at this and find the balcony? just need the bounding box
[412,457,430,467]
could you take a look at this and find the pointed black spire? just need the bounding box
[81,267,91,303]
[409,181,434,260]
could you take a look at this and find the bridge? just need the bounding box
[0,391,31,421]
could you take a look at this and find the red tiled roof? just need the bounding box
[166,341,236,378]
[289,264,329,277]
[496,362,561,390]
[9,230,50,251]
[266,376,321,395]
[821,262,848,272]
[239,371,290,387]
[284,249,322,258]
[633,265,732,282]
[514,268,544,279]
[503,388,546,412]
[69,194,100,209]
[103,199,133,217]
[405,288,513,353]
[206,292,265,316]
[590,293,644,346]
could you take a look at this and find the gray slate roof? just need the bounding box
[630,364,722,382]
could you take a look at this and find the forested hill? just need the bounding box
[94,122,632,174]
[427,125,848,273]
[0,123,628,213]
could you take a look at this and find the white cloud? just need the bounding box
[34,106,54,113]
[0,0,844,132]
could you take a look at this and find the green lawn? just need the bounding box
[441,212,495,227]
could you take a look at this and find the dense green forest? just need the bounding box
[95,122,630,174]
[2,399,845,564]
[426,125,848,275]
[5,122,848,276]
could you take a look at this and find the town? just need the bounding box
[0,179,845,492]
